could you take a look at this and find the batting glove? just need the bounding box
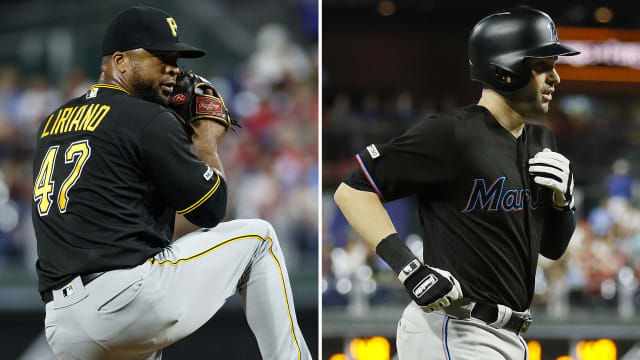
[398,259,463,313]
[376,233,463,313]
[528,148,574,209]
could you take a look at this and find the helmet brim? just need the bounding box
[524,42,580,58]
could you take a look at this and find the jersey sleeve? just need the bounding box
[140,111,227,228]
[343,166,376,192]
[351,115,458,202]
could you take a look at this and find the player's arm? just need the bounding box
[168,71,231,181]
[539,207,575,259]
[528,148,576,259]
[335,129,462,312]
[333,182,396,248]
[190,119,226,179]
[335,175,462,313]
[172,120,225,237]
[141,111,227,228]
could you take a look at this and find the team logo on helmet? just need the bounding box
[547,22,558,42]
[172,93,187,105]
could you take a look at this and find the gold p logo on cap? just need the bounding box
[166,17,178,37]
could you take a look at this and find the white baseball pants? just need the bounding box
[396,301,528,360]
[44,219,311,360]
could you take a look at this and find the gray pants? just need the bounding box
[44,219,311,360]
[396,301,528,360]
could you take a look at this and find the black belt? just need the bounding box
[41,272,105,303]
[470,302,532,334]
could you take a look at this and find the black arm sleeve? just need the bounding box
[540,206,576,260]
[141,111,227,228]
[532,124,576,259]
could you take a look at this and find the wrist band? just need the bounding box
[375,233,420,276]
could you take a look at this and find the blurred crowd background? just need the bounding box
[6,0,640,358]
[323,1,640,359]
[0,0,317,358]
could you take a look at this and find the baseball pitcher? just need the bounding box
[33,6,311,360]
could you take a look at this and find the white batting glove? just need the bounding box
[421,267,463,313]
[528,148,574,209]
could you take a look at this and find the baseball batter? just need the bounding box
[334,7,578,359]
[33,6,310,360]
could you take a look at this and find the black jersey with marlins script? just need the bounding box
[33,84,227,293]
[345,105,575,311]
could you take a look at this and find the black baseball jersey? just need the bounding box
[345,105,575,311]
[33,84,227,293]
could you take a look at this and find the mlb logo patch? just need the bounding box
[366,144,380,159]
[62,284,74,297]
[196,96,223,116]
[402,259,420,277]
[86,88,98,99]
[203,166,214,181]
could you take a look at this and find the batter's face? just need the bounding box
[506,57,560,116]
[128,49,180,106]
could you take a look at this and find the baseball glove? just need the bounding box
[168,70,238,139]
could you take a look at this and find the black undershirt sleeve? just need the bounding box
[540,207,576,260]
[534,125,576,260]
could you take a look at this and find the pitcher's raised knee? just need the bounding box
[238,218,275,239]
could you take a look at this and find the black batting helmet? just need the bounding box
[468,7,580,92]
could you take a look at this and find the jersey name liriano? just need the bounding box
[40,104,111,138]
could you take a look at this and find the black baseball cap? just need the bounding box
[102,6,205,58]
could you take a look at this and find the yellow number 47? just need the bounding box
[33,140,91,216]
